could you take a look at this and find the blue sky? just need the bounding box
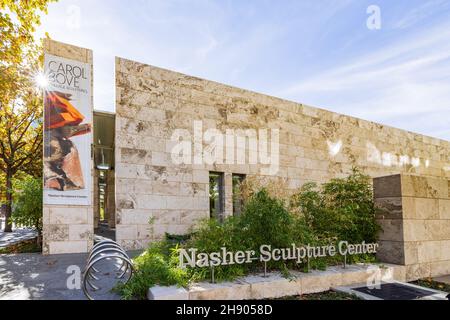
[37,0,450,140]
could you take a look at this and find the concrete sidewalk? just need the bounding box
[0,218,38,248]
[0,229,38,248]
[0,251,142,300]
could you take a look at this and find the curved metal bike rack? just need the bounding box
[82,239,134,300]
[88,242,128,272]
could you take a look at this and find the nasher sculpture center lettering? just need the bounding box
[179,241,379,268]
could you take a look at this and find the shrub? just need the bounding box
[290,214,334,271]
[291,168,381,263]
[239,189,293,250]
[188,189,308,278]
[119,169,381,299]
[187,217,247,282]
[291,182,336,240]
[11,177,43,242]
[187,189,324,277]
[117,241,188,300]
[324,169,380,243]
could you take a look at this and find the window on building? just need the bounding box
[232,174,246,216]
[209,172,225,221]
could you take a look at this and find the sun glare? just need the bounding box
[34,72,49,89]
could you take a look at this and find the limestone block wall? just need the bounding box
[42,39,94,254]
[374,174,450,280]
[115,56,450,250]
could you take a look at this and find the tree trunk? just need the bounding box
[4,169,13,233]
[36,232,42,248]
[36,221,42,249]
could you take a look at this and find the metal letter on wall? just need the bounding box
[43,54,92,206]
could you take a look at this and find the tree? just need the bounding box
[0,79,44,232]
[0,0,56,232]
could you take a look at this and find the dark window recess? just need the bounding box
[232,174,246,216]
[209,172,225,221]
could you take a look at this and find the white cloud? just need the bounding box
[278,20,450,140]
[391,0,449,29]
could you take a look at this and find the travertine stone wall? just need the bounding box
[115,57,450,250]
[374,174,450,280]
[42,39,94,254]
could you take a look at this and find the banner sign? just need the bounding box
[179,241,379,268]
[43,54,92,206]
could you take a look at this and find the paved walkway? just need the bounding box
[0,251,142,300]
[95,222,116,241]
[0,218,38,248]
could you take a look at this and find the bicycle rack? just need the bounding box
[82,239,134,300]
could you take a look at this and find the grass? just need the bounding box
[277,291,361,300]
[0,239,41,254]
[412,278,450,293]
